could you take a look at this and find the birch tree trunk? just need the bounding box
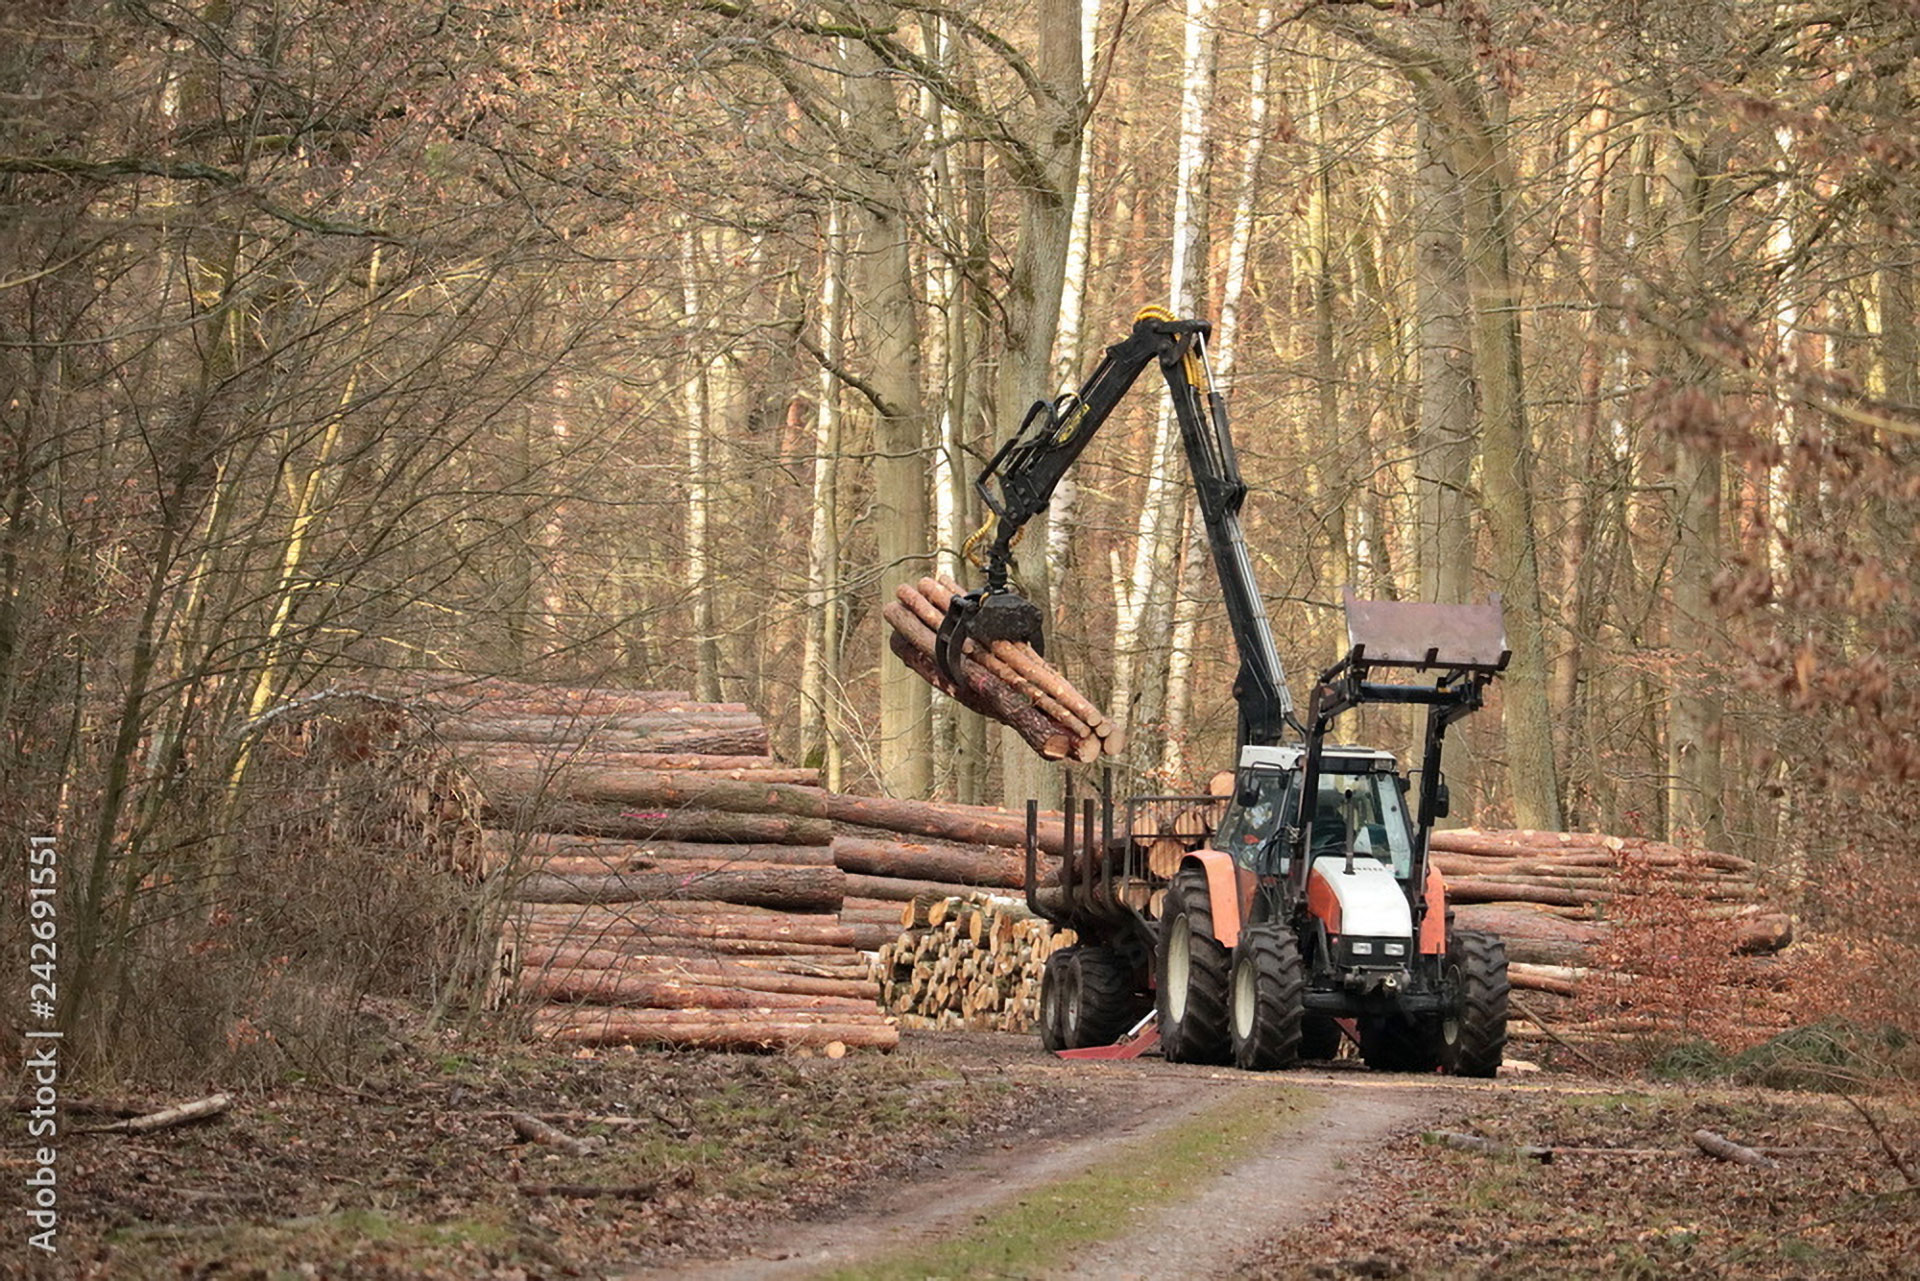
[681,222,722,701]
[800,206,847,787]
[1112,0,1217,770]
[1165,4,1272,780]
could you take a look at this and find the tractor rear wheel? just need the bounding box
[1157,867,1231,1064]
[1229,925,1305,1071]
[1439,930,1509,1077]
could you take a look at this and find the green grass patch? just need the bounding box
[817,1085,1316,1281]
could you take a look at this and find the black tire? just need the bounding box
[1300,1014,1343,1061]
[1038,948,1074,1052]
[1360,1013,1439,1073]
[1229,925,1306,1071]
[1439,930,1509,1078]
[1063,946,1140,1048]
[1156,867,1231,1064]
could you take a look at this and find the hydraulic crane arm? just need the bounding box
[938,308,1300,748]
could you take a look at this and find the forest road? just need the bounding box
[623,1044,1479,1281]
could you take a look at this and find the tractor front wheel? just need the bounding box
[1439,931,1510,1077]
[1157,867,1231,1064]
[1229,925,1306,1071]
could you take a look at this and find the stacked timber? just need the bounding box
[886,574,1123,762]
[871,893,1075,1031]
[385,677,899,1054]
[1430,828,1796,1047]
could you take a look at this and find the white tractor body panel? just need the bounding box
[1308,855,1413,939]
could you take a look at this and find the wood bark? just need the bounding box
[514,866,845,913]
[438,713,769,757]
[534,1008,899,1051]
[831,835,1050,889]
[887,628,1072,761]
[460,745,816,786]
[518,947,878,998]
[519,968,876,1013]
[486,831,835,868]
[502,802,832,846]
[826,792,1071,854]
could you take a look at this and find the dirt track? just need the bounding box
[626,1036,1476,1280]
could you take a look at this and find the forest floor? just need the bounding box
[15,1028,1918,1279]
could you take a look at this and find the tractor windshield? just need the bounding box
[1311,770,1415,878]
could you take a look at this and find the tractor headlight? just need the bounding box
[1341,936,1411,968]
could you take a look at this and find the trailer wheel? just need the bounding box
[1229,925,1305,1071]
[1439,931,1509,1078]
[1157,867,1231,1063]
[1300,1015,1343,1061]
[1038,948,1075,1052]
[1064,946,1140,1048]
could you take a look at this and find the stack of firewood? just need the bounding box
[872,893,1075,1032]
[885,574,1124,762]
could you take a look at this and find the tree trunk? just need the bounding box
[841,29,934,800]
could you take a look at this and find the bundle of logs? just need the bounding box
[885,574,1124,762]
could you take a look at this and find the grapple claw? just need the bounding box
[934,589,1046,684]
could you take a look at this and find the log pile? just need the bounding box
[387,678,899,1054]
[871,893,1075,1031]
[886,575,1124,762]
[1431,828,1796,1048]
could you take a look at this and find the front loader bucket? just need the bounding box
[1341,588,1510,676]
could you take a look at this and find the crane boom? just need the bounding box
[939,309,1299,748]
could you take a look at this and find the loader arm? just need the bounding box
[941,308,1299,749]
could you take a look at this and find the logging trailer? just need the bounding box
[937,308,1513,1074]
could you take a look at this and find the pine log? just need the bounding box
[518,947,878,997]
[490,832,836,868]
[518,968,877,1012]
[842,872,988,903]
[830,835,1048,889]
[518,906,857,947]
[534,1008,899,1051]
[501,801,833,846]
[438,712,769,756]
[514,865,845,913]
[461,744,818,786]
[1445,880,1607,908]
[886,623,1072,761]
[475,762,827,817]
[826,795,1072,855]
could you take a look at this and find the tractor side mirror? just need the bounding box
[1433,777,1451,819]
